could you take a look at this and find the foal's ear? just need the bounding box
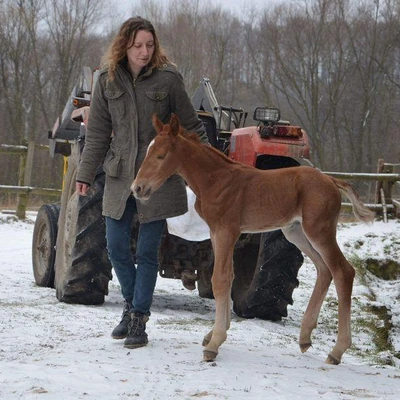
[169,113,180,136]
[152,114,164,133]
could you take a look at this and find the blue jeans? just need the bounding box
[105,196,166,315]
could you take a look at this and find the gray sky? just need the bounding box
[116,0,270,17]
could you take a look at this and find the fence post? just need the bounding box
[15,141,35,219]
[375,159,384,204]
[375,159,394,203]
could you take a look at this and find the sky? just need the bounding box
[0,211,399,399]
[116,0,273,18]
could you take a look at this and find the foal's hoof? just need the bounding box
[325,354,340,365]
[203,350,218,362]
[299,342,312,353]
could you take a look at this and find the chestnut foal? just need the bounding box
[132,114,374,365]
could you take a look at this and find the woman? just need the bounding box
[76,17,208,349]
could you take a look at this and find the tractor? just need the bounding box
[32,68,311,321]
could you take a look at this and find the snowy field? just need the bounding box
[0,212,399,399]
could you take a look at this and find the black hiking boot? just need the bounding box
[124,312,149,349]
[111,301,132,339]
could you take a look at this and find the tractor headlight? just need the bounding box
[253,107,280,124]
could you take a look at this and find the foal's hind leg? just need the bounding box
[314,242,355,364]
[294,221,354,365]
[282,223,333,354]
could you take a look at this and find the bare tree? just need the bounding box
[0,0,40,144]
[201,7,244,105]
[42,0,104,117]
[338,0,400,171]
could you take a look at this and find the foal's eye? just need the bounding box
[156,154,165,160]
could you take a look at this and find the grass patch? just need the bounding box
[364,258,400,280]
[348,254,397,365]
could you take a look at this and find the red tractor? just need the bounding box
[32,70,311,321]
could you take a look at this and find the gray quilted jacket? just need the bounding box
[76,62,208,222]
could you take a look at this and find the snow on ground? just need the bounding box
[0,213,399,399]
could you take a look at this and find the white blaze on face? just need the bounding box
[133,139,155,189]
[146,139,155,155]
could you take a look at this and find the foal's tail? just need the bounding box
[331,177,375,223]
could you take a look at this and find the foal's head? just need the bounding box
[131,113,183,201]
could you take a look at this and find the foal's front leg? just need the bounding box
[202,230,237,361]
[202,302,231,348]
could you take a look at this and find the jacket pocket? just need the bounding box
[105,89,126,117]
[103,148,122,177]
[145,90,169,116]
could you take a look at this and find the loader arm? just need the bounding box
[191,78,246,132]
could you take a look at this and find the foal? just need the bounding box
[132,114,375,365]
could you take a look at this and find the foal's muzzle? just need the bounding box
[131,182,152,201]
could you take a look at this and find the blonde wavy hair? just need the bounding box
[102,17,172,81]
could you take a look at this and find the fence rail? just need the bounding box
[324,160,400,222]
[0,143,61,219]
[0,185,61,196]
[323,171,400,181]
[1,143,399,221]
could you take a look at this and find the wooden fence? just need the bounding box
[324,159,400,222]
[0,142,61,219]
[1,143,399,221]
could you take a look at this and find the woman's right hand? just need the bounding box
[76,182,90,196]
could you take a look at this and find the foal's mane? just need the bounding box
[180,128,238,166]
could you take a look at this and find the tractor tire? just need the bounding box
[197,262,214,299]
[32,203,60,287]
[231,231,303,321]
[54,143,112,305]
[230,155,305,320]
